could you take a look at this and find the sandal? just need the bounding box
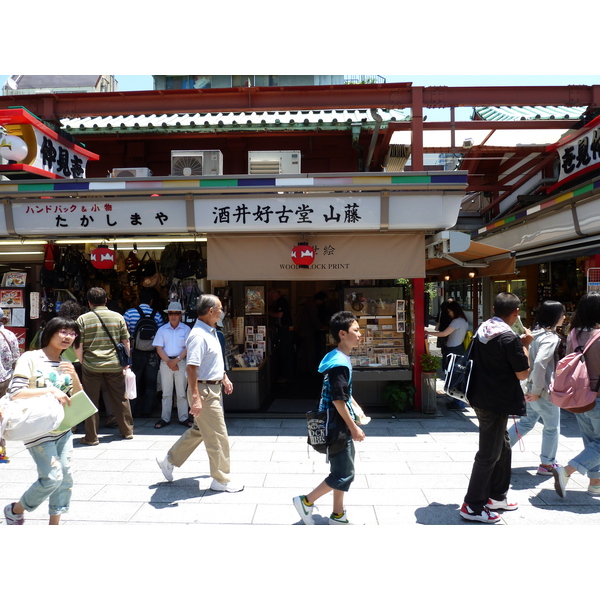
[154,419,169,429]
[180,417,194,427]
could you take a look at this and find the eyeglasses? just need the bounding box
[167,312,182,316]
[58,330,78,339]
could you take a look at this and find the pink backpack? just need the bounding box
[549,328,600,413]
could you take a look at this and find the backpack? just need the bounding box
[132,307,159,351]
[549,328,600,413]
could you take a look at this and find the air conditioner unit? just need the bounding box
[171,150,223,176]
[248,151,301,175]
[111,167,152,178]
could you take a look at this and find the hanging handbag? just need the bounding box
[91,310,131,367]
[443,337,474,402]
[306,407,350,461]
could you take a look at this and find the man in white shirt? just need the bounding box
[152,302,191,429]
[156,294,243,492]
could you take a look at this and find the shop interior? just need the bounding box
[0,240,415,415]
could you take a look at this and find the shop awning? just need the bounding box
[425,231,515,279]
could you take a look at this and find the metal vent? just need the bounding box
[249,159,281,175]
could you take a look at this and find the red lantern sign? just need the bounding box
[291,243,315,268]
[91,246,115,269]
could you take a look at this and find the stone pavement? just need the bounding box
[2,390,599,526]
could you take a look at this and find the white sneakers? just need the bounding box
[210,480,244,493]
[156,455,174,482]
[293,495,315,525]
[156,455,243,492]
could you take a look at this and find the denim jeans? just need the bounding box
[508,395,560,465]
[464,407,511,513]
[20,431,74,515]
[570,399,600,479]
[325,438,355,492]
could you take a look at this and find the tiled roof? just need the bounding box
[474,106,586,121]
[61,109,410,134]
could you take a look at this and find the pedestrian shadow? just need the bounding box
[414,502,466,525]
[509,466,550,491]
[529,487,600,514]
[292,513,330,525]
[148,476,210,507]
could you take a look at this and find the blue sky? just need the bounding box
[110,74,598,92]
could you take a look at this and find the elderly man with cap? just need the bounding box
[152,302,192,429]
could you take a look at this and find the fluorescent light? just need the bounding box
[119,246,165,250]
[0,251,44,256]
[53,237,207,244]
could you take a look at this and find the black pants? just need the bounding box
[464,407,511,513]
[131,350,160,417]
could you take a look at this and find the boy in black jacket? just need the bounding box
[460,292,532,523]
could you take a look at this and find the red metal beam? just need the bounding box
[1,83,598,122]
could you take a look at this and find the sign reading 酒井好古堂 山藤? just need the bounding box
[0,108,99,179]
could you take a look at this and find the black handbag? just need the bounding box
[91,310,131,367]
[443,338,474,402]
[306,407,349,461]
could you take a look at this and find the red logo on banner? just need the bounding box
[291,243,315,268]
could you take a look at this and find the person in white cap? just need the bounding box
[152,302,192,428]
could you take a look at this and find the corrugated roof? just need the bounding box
[61,108,410,134]
[474,106,586,121]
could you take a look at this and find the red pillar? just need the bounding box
[411,87,424,172]
[413,277,425,410]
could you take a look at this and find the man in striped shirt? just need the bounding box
[124,288,164,417]
[75,287,134,445]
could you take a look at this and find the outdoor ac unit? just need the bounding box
[171,150,223,176]
[111,167,153,178]
[248,151,301,175]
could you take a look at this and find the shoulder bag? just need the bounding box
[443,337,474,402]
[91,310,131,367]
[306,407,350,462]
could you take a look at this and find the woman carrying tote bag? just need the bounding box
[3,316,82,525]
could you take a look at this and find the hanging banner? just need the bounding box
[208,233,425,280]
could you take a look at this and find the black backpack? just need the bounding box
[132,307,159,351]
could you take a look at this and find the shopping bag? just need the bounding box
[124,368,137,400]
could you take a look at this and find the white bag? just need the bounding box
[0,392,64,442]
[124,368,137,400]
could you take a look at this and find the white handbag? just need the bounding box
[0,392,65,442]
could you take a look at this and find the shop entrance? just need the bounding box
[265,280,340,413]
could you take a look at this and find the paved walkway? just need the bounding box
[2,391,598,525]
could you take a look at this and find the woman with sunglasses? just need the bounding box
[4,316,82,525]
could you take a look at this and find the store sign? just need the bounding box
[10,199,188,235]
[196,195,381,232]
[208,233,425,280]
[547,114,600,191]
[0,108,99,179]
